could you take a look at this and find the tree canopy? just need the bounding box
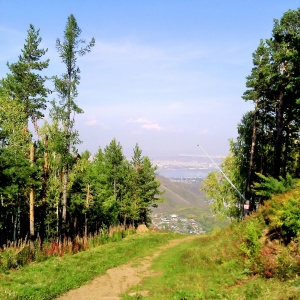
[202,8,300,219]
[0,15,162,247]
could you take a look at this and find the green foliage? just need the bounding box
[0,226,134,272]
[255,241,300,279]
[0,250,18,272]
[239,218,263,264]
[252,173,297,198]
[0,14,164,248]
[1,24,49,125]
[48,14,95,240]
[240,8,300,184]
[260,180,300,240]
[201,153,243,220]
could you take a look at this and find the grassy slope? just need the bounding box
[125,183,300,299]
[156,175,228,232]
[0,232,182,300]
[1,224,299,299]
[124,224,300,299]
[3,185,300,299]
[156,175,209,212]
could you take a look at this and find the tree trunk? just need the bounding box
[62,166,68,242]
[84,184,90,246]
[274,92,284,177]
[56,202,60,243]
[40,135,49,247]
[123,214,127,228]
[246,99,258,210]
[282,124,290,178]
[113,165,117,198]
[29,143,35,244]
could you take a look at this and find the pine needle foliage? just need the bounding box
[252,173,297,198]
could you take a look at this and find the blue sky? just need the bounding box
[1,1,299,159]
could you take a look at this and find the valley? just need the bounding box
[151,171,229,234]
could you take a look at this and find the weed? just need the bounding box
[174,289,204,299]
[0,225,134,272]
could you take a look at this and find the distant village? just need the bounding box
[151,213,206,235]
[150,155,221,234]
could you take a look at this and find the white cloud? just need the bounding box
[126,117,163,131]
[85,118,99,126]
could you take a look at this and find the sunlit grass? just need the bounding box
[124,224,300,299]
[2,216,300,300]
[0,232,182,300]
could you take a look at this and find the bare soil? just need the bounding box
[56,234,195,300]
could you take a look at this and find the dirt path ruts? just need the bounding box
[56,235,196,300]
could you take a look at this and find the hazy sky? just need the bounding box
[1,1,299,159]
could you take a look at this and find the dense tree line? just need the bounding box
[0,15,162,246]
[202,8,300,218]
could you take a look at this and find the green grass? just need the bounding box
[123,226,300,299]
[0,232,182,300]
[2,216,300,299]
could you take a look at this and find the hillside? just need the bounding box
[155,175,209,212]
[152,175,228,233]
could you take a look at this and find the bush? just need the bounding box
[239,218,263,259]
[261,180,300,242]
[246,182,300,279]
[252,173,297,198]
[0,249,18,271]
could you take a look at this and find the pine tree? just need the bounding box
[131,144,162,225]
[1,24,49,129]
[243,9,300,179]
[1,24,49,242]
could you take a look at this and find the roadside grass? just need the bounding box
[0,225,133,272]
[0,231,182,300]
[124,224,300,299]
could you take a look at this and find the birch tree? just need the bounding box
[52,14,94,240]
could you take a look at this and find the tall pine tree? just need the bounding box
[1,24,49,242]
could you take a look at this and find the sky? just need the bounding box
[1,1,300,160]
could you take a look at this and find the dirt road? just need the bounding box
[56,235,195,300]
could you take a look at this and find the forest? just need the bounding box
[1,7,300,249]
[1,7,300,299]
[0,14,162,247]
[202,8,300,220]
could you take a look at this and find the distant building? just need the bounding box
[171,214,178,221]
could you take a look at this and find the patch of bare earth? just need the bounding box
[56,233,196,300]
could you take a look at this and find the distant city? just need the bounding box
[151,213,206,235]
[153,154,223,181]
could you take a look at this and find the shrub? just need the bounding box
[252,173,297,198]
[0,249,18,271]
[0,225,135,272]
[261,180,300,242]
[239,218,263,259]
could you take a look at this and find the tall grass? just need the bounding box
[0,225,134,272]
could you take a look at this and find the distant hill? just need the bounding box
[155,175,209,212]
[152,175,228,232]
